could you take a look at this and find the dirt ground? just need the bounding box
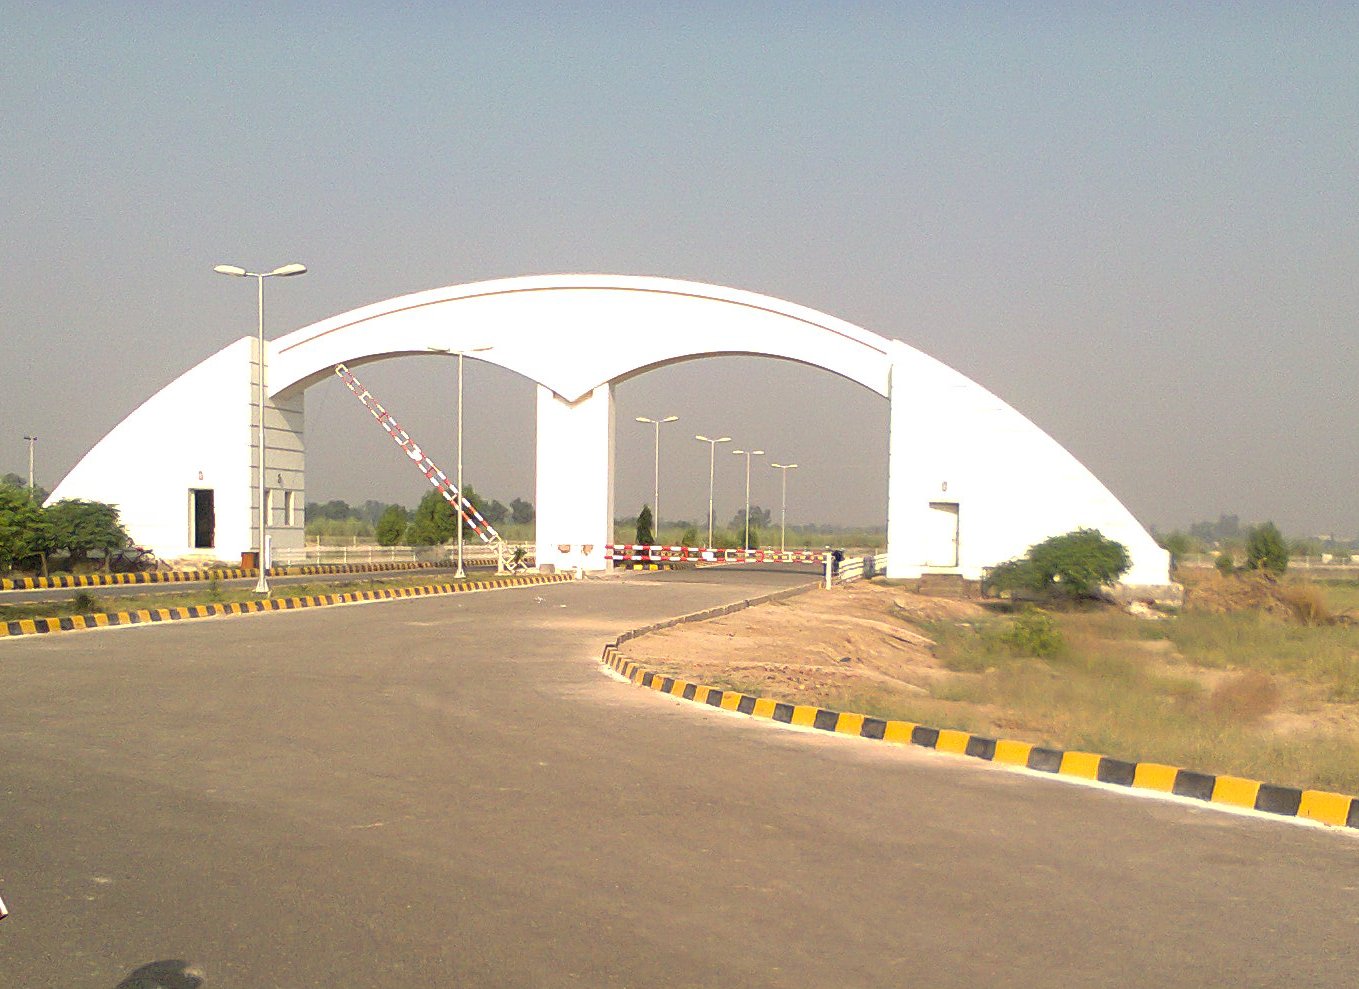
[622,583,984,705]
[619,579,1359,749]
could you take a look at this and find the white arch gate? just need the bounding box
[50,274,1171,588]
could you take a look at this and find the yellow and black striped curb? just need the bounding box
[0,561,438,591]
[0,573,573,640]
[600,585,1359,832]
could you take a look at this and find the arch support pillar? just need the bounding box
[535,383,615,573]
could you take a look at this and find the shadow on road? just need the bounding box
[115,959,204,989]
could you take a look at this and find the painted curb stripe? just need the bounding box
[599,634,1359,832]
[0,561,442,592]
[0,574,572,639]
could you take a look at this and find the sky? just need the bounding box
[3,3,1357,536]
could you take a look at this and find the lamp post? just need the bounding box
[635,415,678,539]
[694,435,730,548]
[428,345,493,579]
[731,448,764,552]
[769,462,798,554]
[22,435,36,493]
[214,262,307,595]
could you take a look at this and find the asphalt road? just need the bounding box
[0,566,481,606]
[1,565,1356,988]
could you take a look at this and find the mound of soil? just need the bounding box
[1177,569,1326,622]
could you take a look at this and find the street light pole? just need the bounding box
[428,345,492,579]
[694,435,731,548]
[214,262,308,595]
[769,462,798,554]
[731,448,764,552]
[635,415,678,538]
[22,435,36,493]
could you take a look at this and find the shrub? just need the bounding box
[1245,522,1289,575]
[985,528,1131,600]
[1215,553,1235,576]
[1278,583,1331,625]
[71,590,100,614]
[995,609,1065,658]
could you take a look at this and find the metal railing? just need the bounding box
[830,552,890,586]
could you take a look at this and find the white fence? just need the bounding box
[272,542,535,568]
[831,552,890,586]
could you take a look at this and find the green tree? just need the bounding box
[407,490,458,545]
[1245,521,1289,575]
[680,526,699,547]
[375,505,410,546]
[1157,531,1200,558]
[510,497,535,526]
[985,528,1131,600]
[0,483,54,575]
[45,499,130,567]
[482,498,509,526]
[635,505,655,545]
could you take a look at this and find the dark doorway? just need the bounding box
[190,489,215,549]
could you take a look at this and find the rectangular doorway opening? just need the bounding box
[190,489,215,549]
[925,501,959,568]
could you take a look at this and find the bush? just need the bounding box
[994,609,1065,658]
[1245,521,1289,575]
[1215,553,1235,576]
[985,528,1131,600]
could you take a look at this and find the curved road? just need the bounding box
[1,565,1356,987]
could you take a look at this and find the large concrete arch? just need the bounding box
[50,274,1170,587]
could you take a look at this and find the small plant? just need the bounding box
[71,590,100,614]
[1214,553,1235,576]
[205,578,224,603]
[995,609,1065,658]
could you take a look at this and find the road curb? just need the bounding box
[1,573,573,640]
[600,586,1359,832]
[0,560,439,592]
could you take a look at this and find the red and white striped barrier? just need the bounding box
[604,544,826,564]
[335,363,500,543]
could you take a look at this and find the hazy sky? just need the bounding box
[3,3,1356,535]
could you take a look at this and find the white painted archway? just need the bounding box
[50,274,1170,587]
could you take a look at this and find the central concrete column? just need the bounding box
[535,383,615,573]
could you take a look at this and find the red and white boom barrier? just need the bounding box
[604,544,826,564]
[334,363,500,543]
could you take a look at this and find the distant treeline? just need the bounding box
[1153,514,1358,558]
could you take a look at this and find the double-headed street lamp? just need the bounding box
[635,415,678,538]
[694,434,731,548]
[428,345,493,579]
[214,262,308,595]
[769,462,798,554]
[731,447,764,552]
[22,435,37,493]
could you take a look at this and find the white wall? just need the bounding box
[886,341,1170,585]
[47,337,307,562]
